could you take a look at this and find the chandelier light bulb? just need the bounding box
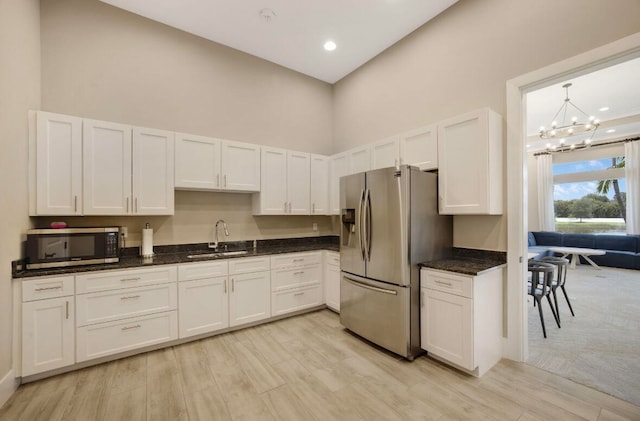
[585,139,592,145]
[551,121,558,128]
[559,138,566,144]
[545,143,551,148]
[567,128,574,134]
[570,144,576,150]
[539,83,600,141]
[571,116,578,123]
[585,123,592,129]
[594,119,600,124]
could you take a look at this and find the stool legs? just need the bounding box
[560,285,575,316]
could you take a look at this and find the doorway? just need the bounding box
[504,32,640,395]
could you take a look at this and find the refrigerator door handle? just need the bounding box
[364,188,372,261]
[358,189,366,260]
[343,275,398,295]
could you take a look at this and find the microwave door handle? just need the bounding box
[358,189,365,261]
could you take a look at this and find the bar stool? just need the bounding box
[528,261,560,338]
[541,256,574,321]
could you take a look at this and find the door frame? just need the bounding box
[504,32,640,361]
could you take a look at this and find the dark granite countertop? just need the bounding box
[420,248,506,276]
[13,236,339,279]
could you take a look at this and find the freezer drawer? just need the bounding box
[340,272,411,358]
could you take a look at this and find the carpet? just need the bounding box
[526,265,640,406]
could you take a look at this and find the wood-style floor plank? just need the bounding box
[1,309,639,421]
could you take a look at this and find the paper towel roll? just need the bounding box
[141,227,154,257]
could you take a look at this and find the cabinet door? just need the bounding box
[324,262,340,312]
[437,109,502,215]
[400,125,437,170]
[348,145,371,175]
[253,147,287,214]
[329,153,348,215]
[370,137,399,170]
[310,154,329,215]
[35,112,83,215]
[133,127,174,215]
[22,297,74,376]
[229,271,271,327]
[221,140,261,192]
[175,133,222,190]
[83,119,132,215]
[178,277,229,338]
[421,288,473,370]
[287,151,310,214]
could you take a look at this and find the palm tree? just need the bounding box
[596,157,626,221]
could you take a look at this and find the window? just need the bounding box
[553,156,626,234]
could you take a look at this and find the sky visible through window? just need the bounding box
[553,158,626,200]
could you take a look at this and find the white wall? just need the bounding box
[333,0,640,251]
[39,0,337,245]
[0,0,40,403]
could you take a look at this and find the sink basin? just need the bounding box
[187,250,248,259]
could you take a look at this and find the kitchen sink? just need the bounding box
[186,250,249,259]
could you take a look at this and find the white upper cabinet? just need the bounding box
[83,119,133,215]
[310,154,329,215]
[347,145,371,175]
[32,111,83,216]
[253,147,310,215]
[370,136,400,170]
[220,140,261,192]
[174,133,222,190]
[437,108,503,215]
[399,125,438,170]
[133,127,174,215]
[83,119,174,215]
[329,152,348,215]
[175,135,260,192]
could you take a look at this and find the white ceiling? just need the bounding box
[99,0,458,84]
[526,57,640,151]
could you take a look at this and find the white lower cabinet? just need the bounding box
[229,270,271,326]
[76,311,178,362]
[271,252,323,316]
[420,268,503,377]
[324,251,340,312]
[22,293,75,377]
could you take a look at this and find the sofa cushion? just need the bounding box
[528,246,552,258]
[562,233,596,248]
[532,231,563,246]
[594,235,638,253]
[590,251,637,270]
[528,232,537,246]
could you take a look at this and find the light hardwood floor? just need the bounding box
[1,309,639,421]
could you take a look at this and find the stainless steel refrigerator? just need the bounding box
[339,165,452,360]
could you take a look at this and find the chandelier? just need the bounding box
[538,83,599,142]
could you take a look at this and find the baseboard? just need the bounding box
[0,369,19,409]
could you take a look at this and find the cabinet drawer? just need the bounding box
[272,284,322,316]
[422,269,473,298]
[22,276,74,302]
[228,256,270,275]
[178,261,228,282]
[271,264,321,291]
[271,252,322,269]
[325,252,340,267]
[76,283,177,327]
[76,311,178,362]
[76,266,177,294]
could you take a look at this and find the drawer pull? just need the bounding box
[120,295,141,300]
[35,286,63,292]
[293,258,304,262]
[122,324,142,331]
[293,271,305,275]
[434,280,453,287]
[120,277,141,282]
[66,301,69,319]
[294,292,305,296]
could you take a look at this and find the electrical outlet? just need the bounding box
[120,227,128,238]
[312,223,318,231]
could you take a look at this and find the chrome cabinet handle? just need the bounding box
[293,258,304,262]
[120,277,141,282]
[224,174,227,187]
[66,301,69,319]
[434,280,453,287]
[126,197,129,213]
[224,279,227,293]
[284,202,287,212]
[135,197,138,213]
[294,292,305,296]
[74,196,78,213]
[232,278,235,292]
[120,295,141,300]
[217,174,220,187]
[293,271,305,275]
[35,286,62,291]
[121,324,141,331]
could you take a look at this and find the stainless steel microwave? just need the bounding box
[26,227,120,269]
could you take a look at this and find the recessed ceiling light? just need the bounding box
[606,129,616,133]
[599,106,610,112]
[323,41,337,51]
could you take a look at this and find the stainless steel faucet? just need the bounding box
[209,220,229,250]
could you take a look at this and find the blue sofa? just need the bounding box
[528,231,640,270]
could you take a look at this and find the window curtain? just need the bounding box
[536,154,555,231]
[625,140,640,235]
